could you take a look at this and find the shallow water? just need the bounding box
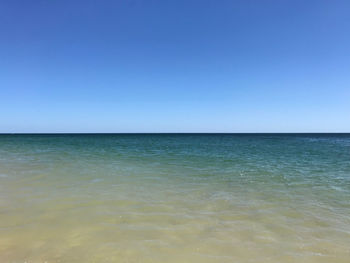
[0,134,349,262]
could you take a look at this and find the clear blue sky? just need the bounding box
[1,0,349,133]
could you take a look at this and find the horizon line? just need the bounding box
[1,132,349,135]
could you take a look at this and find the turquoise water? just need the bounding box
[0,134,349,262]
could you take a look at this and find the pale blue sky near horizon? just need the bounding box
[0,0,349,133]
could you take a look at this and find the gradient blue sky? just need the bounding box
[1,0,349,132]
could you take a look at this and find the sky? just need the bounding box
[0,0,349,133]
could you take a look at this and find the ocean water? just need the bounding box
[0,134,349,263]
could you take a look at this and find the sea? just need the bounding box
[0,134,349,262]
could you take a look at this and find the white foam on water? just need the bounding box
[91,178,103,183]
